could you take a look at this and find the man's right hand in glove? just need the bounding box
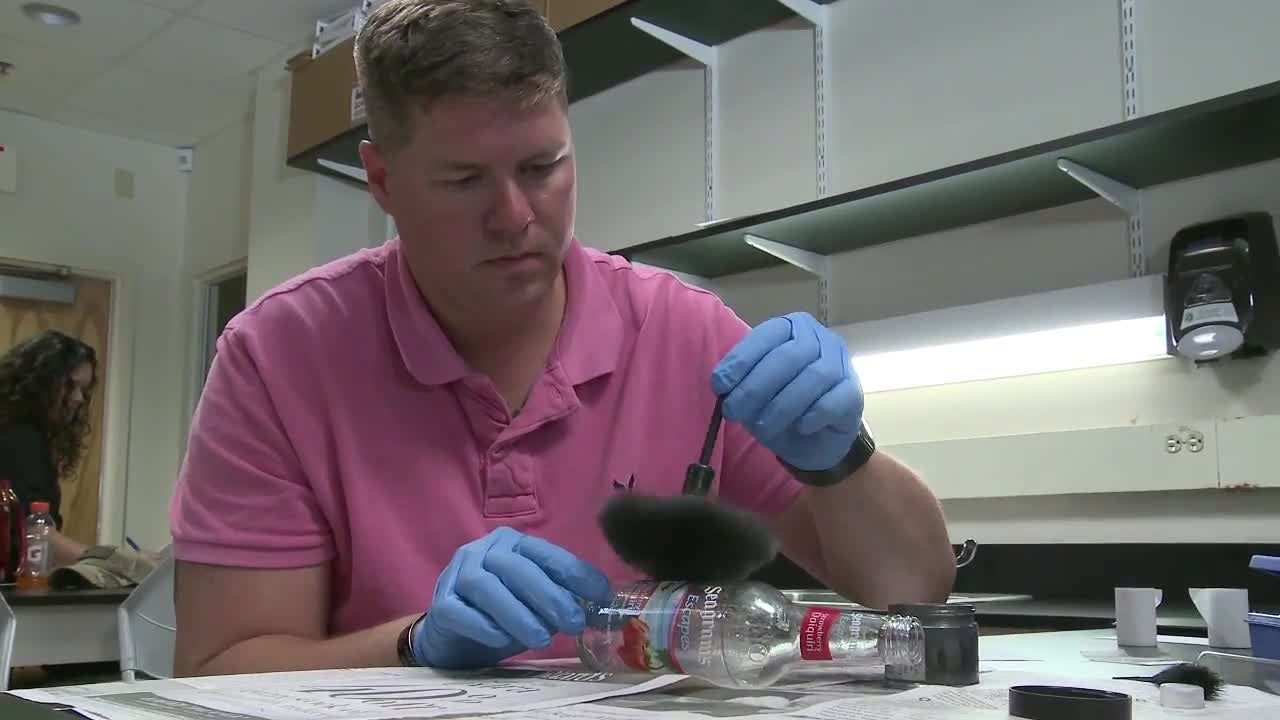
[409,527,613,669]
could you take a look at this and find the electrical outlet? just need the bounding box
[1165,428,1207,454]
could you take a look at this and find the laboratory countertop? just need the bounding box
[1,584,133,606]
[4,629,1277,719]
[782,589,1280,632]
[977,599,1207,628]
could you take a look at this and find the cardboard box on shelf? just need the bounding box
[287,38,360,160]
[545,0,627,31]
[286,0,629,162]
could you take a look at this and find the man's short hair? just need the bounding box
[354,0,568,152]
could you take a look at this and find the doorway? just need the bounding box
[0,271,113,548]
[199,270,247,386]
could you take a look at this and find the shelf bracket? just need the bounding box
[1118,0,1145,277]
[1056,159,1138,214]
[774,0,831,26]
[774,0,833,198]
[1057,158,1146,276]
[744,233,833,324]
[318,159,368,184]
[631,18,721,222]
[632,262,713,291]
[1119,0,1142,121]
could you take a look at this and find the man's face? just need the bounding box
[362,93,576,322]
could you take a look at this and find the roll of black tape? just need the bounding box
[1008,685,1132,720]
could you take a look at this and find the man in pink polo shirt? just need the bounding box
[169,0,955,676]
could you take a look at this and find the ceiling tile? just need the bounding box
[0,0,175,60]
[43,107,196,147]
[128,17,286,82]
[132,0,200,10]
[0,33,102,116]
[59,64,253,146]
[190,0,353,45]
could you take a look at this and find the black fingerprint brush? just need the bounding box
[599,396,778,583]
[1114,663,1226,700]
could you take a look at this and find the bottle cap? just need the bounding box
[30,501,49,513]
[1160,683,1206,709]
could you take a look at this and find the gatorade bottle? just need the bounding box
[16,501,55,591]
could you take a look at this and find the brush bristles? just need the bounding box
[1151,664,1226,700]
[1119,663,1227,701]
[598,494,778,583]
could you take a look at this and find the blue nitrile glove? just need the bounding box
[412,527,612,669]
[712,311,864,472]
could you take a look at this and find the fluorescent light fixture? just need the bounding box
[834,275,1170,393]
[22,3,80,26]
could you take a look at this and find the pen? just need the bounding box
[126,536,141,552]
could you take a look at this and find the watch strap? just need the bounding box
[398,613,426,667]
[781,420,876,487]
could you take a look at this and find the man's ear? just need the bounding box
[358,139,393,213]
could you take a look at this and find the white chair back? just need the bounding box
[0,589,14,691]
[118,547,176,681]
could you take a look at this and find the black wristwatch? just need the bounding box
[781,420,877,487]
[398,613,426,667]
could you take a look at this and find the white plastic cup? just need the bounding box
[1115,587,1162,647]
[1190,587,1251,649]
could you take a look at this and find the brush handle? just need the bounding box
[683,396,725,496]
[700,395,724,465]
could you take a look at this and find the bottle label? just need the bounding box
[799,607,841,661]
[600,581,730,678]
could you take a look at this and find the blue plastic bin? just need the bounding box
[1248,612,1280,660]
[1248,556,1280,660]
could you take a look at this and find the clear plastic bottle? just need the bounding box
[16,501,55,591]
[577,581,925,689]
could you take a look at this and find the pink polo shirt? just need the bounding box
[170,237,804,662]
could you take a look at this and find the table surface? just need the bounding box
[3,629,1275,719]
[1,584,133,607]
[0,693,69,720]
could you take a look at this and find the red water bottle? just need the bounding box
[0,481,18,583]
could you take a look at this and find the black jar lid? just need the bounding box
[1009,685,1132,720]
[890,602,977,620]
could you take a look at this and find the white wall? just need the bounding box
[0,49,389,547]
[0,109,188,547]
[11,0,1278,549]
[185,117,254,278]
[568,0,1280,543]
[245,55,388,302]
[0,100,258,548]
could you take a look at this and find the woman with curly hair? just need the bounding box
[0,329,98,571]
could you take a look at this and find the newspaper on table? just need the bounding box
[12,662,1280,720]
[7,665,685,720]
[484,668,1280,720]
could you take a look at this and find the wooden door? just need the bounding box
[0,275,111,546]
